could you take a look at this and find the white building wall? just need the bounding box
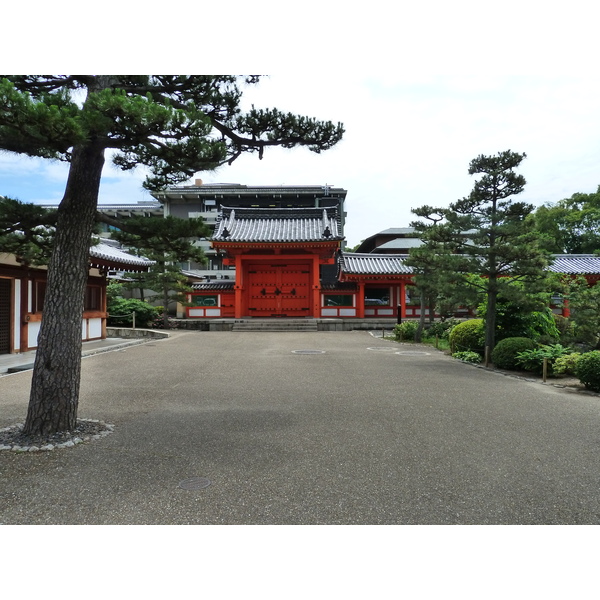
[88,318,102,339]
[28,321,41,349]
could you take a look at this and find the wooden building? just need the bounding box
[188,206,343,319]
[187,205,600,321]
[187,207,418,320]
[0,241,151,355]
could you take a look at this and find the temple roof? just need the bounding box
[89,240,153,271]
[213,206,343,243]
[549,255,600,275]
[339,252,413,275]
[191,279,236,291]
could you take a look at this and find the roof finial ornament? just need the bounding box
[221,227,230,239]
[322,226,332,238]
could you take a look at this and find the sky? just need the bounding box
[4,72,600,249]
[3,2,600,251]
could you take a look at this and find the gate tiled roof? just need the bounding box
[339,252,413,275]
[191,280,236,291]
[213,207,343,243]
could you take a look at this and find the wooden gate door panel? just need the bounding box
[279,268,310,314]
[248,267,279,316]
[247,264,311,316]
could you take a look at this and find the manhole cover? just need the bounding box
[395,351,431,356]
[178,477,211,490]
[367,347,397,352]
[292,350,326,354]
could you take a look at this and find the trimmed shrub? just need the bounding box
[491,337,537,370]
[452,351,482,364]
[448,319,485,354]
[553,352,582,376]
[575,351,600,392]
[394,321,419,341]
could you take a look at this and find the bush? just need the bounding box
[394,321,419,341]
[575,351,600,392]
[448,319,485,354]
[491,337,537,370]
[515,344,571,376]
[426,318,461,340]
[452,351,482,364]
[553,352,582,376]
[478,296,559,343]
[107,297,160,328]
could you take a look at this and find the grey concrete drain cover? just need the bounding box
[395,351,431,356]
[179,477,211,490]
[367,347,397,352]
[292,350,326,354]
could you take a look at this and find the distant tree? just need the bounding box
[411,150,550,353]
[567,276,600,348]
[344,242,363,253]
[0,75,344,436]
[530,186,600,253]
[405,214,456,341]
[0,197,57,265]
[110,215,209,327]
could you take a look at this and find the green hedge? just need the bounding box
[448,319,485,354]
[491,337,537,370]
[576,351,600,392]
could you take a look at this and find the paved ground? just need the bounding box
[1,330,599,525]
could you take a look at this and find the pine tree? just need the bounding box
[0,76,344,436]
[110,216,209,327]
[0,197,57,265]
[411,151,550,354]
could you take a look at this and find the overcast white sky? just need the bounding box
[3,1,600,249]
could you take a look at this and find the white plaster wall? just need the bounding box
[88,318,102,339]
[28,321,41,348]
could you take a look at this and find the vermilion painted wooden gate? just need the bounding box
[247,263,311,316]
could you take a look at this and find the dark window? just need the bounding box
[365,287,390,306]
[85,286,101,311]
[324,294,354,307]
[33,280,46,312]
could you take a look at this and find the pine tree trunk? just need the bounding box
[485,277,497,353]
[415,292,426,342]
[23,144,105,436]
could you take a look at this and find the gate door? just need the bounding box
[247,263,311,317]
[0,278,12,354]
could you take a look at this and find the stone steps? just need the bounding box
[232,319,318,332]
